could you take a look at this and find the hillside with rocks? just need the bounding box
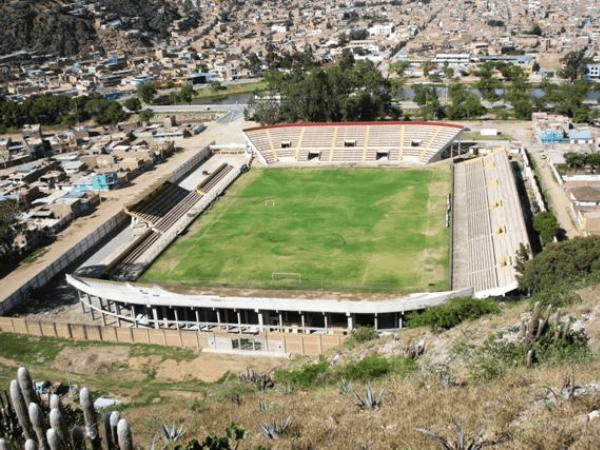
[0,0,186,57]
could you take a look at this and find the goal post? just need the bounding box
[264,198,276,207]
[271,272,301,283]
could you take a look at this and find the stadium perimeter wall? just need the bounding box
[0,316,345,356]
[0,143,214,315]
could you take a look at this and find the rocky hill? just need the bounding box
[0,0,185,57]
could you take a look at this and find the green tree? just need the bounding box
[179,84,195,104]
[518,236,600,293]
[533,211,560,245]
[137,81,157,104]
[123,97,142,112]
[559,50,591,82]
[139,109,154,123]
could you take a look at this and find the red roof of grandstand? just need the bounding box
[245,121,465,131]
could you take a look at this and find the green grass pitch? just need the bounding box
[141,166,450,293]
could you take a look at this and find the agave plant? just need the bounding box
[259,416,292,440]
[353,384,384,410]
[339,379,353,395]
[259,400,275,413]
[159,424,185,447]
[415,421,485,450]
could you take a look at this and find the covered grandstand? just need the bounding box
[451,149,530,296]
[244,122,464,165]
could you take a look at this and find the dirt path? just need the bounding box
[531,153,580,239]
[53,345,286,383]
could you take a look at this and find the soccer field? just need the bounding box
[141,166,450,293]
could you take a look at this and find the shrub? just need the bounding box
[518,236,600,293]
[274,360,328,389]
[406,297,500,330]
[342,355,414,381]
[346,326,377,348]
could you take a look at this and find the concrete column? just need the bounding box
[174,308,180,331]
[398,313,403,330]
[257,311,264,332]
[216,310,221,330]
[374,313,378,331]
[152,307,159,329]
[346,313,353,332]
[278,312,283,331]
[130,304,136,325]
[237,311,242,333]
[300,313,305,333]
[323,313,328,330]
[98,298,107,326]
[89,296,95,320]
[195,309,200,329]
[115,302,121,326]
[79,291,86,314]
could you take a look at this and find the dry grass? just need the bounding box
[4,288,600,448]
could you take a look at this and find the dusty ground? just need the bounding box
[50,345,286,384]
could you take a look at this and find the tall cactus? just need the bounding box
[80,388,101,450]
[24,439,37,450]
[116,419,132,450]
[49,395,61,414]
[103,411,121,450]
[46,428,60,450]
[49,408,68,448]
[9,380,33,440]
[17,368,38,408]
[5,367,135,450]
[71,426,86,450]
[28,403,47,450]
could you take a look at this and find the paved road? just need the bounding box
[149,103,248,114]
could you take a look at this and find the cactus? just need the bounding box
[49,408,68,448]
[46,428,60,450]
[116,419,132,450]
[10,380,33,440]
[3,367,135,450]
[17,368,38,408]
[49,395,61,413]
[28,403,47,450]
[103,411,121,450]
[71,426,86,450]
[80,388,101,450]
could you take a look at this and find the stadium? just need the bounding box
[66,121,530,346]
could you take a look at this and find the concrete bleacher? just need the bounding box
[244,122,464,165]
[197,163,234,194]
[129,182,203,233]
[452,150,529,295]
